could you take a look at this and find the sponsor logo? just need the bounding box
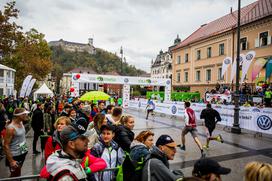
[224,58,231,64]
[97,76,103,81]
[166,80,171,85]
[124,78,129,83]
[257,115,272,130]
[215,106,222,109]
[246,53,253,60]
[171,105,177,114]
[252,108,261,112]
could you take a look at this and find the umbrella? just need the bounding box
[80,91,110,101]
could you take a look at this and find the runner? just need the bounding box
[180,102,205,158]
[200,103,223,149]
[3,108,29,177]
[145,98,155,120]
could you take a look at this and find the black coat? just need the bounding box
[114,125,134,152]
[31,108,44,132]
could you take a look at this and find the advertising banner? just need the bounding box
[221,57,232,78]
[25,78,36,97]
[19,75,32,98]
[241,51,255,83]
[128,100,272,135]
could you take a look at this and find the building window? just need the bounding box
[0,88,3,96]
[196,50,201,60]
[206,69,211,81]
[196,70,201,81]
[176,72,181,83]
[218,68,224,80]
[260,31,268,46]
[177,55,181,64]
[240,37,247,50]
[184,72,188,82]
[185,53,189,63]
[207,47,212,58]
[219,43,224,55]
[166,75,168,78]
[0,69,4,77]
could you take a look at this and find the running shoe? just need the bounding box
[217,134,224,143]
[179,145,186,151]
[203,144,209,150]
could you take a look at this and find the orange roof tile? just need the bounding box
[173,0,272,51]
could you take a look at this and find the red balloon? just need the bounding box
[70,87,75,92]
[76,74,80,79]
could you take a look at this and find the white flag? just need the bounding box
[221,57,232,78]
[241,51,255,83]
[230,54,245,82]
[25,79,36,97]
[19,75,32,98]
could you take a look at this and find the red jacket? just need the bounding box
[40,149,106,179]
[44,136,62,161]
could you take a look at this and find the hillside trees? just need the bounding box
[0,1,52,90]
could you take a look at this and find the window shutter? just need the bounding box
[255,38,259,47]
[268,36,271,45]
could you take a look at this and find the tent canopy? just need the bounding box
[33,83,54,100]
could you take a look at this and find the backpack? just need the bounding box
[116,152,151,181]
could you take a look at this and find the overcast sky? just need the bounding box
[2,0,256,72]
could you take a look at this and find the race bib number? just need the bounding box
[19,142,28,154]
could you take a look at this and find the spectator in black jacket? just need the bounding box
[200,103,223,150]
[31,103,44,154]
[114,115,135,152]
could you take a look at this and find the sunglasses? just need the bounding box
[165,145,176,150]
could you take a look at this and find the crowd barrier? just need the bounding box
[128,99,272,135]
[0,168,119,181]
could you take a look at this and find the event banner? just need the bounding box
[25,78,36,97]
[230,54,245,82]
[19,75,32,98]
[221,57,232,78]
[128,100,272,135]
[252,58,267,81]
[123,84,130,108]
[241,51,255,83]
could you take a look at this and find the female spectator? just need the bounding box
[44,116,71,161]
[90,104,98,122]
[85,113,107,149]
[130,130,154,164]
[114,115,135,152]
[110,107,123,124]
[244,161,272,181]
[43,106,53,135]
[68,109,77,122]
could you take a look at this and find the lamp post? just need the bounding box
[120,46,123,75]
[231,0,241,134]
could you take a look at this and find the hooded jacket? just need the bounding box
[130,141,150,163]
[44,131,62,161]
[45,150,87,180]
[142,146,182,181]
[91,137,125,181]
[114,125,134,152]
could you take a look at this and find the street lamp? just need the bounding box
[120,46,123,75]
[231,0,242,134]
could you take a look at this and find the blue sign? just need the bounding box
[257,115,272,130]
[171,105,177,114]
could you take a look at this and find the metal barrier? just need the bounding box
[0,168,119,181]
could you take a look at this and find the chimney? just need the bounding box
[230,7,233,14]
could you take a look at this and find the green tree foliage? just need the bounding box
[0,1,52,90]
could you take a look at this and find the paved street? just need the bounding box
[1,108,272,180]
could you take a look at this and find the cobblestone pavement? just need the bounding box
[0,108,271,180]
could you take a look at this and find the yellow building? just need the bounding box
[171,0,272,97]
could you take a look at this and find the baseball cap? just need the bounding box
[156,134,177,147]
[193,158,231,176]
[72,117,89,134]
[60,125,87,143]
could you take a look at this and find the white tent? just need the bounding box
[33,83,54,100]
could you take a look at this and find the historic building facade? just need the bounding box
[0,64,16,96]
[49,38,96,54]
[171,0,272,96]
[151,50,172,79]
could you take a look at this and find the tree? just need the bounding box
[0,1,23,58]
[1,2,52,90]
